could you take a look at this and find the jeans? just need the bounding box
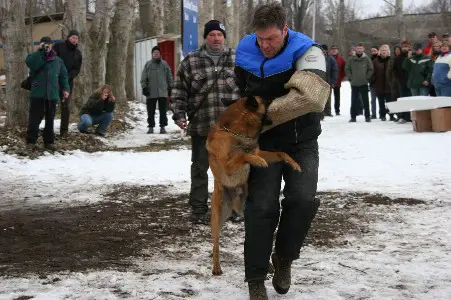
[27,98,56,144]
[435,86,451,96]
[333,87,341,114]
[189,135,210,215]
[77,112,113,133]
[146,97,168,128]
[244,140,320,281]
[370,86,377,117]
[410,87,429,96]
[351,85,370,119]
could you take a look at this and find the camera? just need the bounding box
[44,44,50,51]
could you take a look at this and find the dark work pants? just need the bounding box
[351,85,370,119]
[189,135,209,215]
[244,140,320,282]
[398,85,412,121]
[323,90,332,117]
[333,87,341,114]
[376,93,391,119]
[60,81,73,135]
[370,86,377,117]
[27,98,56,144]
[146,97,168,128]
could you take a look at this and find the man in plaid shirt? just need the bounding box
[172,20,240,225]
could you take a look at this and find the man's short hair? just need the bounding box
[251,3,286,31]
[428,32,437,38]
[356,43,364,47]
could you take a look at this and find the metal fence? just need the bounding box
[133,38,157,103]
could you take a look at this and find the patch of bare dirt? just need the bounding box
[0,125,190,159]
[0,188,425,278]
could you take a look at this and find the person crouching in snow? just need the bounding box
[77,84,115,136]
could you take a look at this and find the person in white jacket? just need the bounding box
[432,41,451,96]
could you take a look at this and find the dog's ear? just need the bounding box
[244,95,259,112]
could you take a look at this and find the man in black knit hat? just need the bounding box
[172,20,240,224]
[53,29,83,137]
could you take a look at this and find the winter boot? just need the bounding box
[147,127,154,134]
[248,281,268,300]
[271,253,293,294]
[95,131,106,137]
[26,143,38,151]
[349,118,356,123]
[160,127,167,134]
[189,212,209,225]
[44,143,57,151]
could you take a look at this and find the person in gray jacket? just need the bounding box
[345,43,374,122]
[141,46,173,134]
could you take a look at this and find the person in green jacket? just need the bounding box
[345,42,374,122]
[402,42,433,96]
[140,46,173,134]
[77,84,116,137]
[25,36,70,151]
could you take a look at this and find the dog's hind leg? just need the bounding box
[229,184,247,217]
[212,180,225,276]
[220,187,234,225]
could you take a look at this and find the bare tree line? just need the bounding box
[1,0,449,128]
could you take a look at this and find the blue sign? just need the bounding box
[182,0,198,56]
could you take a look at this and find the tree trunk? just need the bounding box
[64,0,90,113]
[338,0,346,58]
[281,0,294,28]
[396,0,405,41]
[294,0,311,33]
[2,0,30,128]
[246,0,254,33]
[126,18,137,101]
[138,0,164,37]
[88,0,113,90]
[106,0,135,104]
[165,0,180,34]
[198,0,214,44]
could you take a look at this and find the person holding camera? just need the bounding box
[77,84,116,136]
[25,36,70,151]
[140,46,173,134]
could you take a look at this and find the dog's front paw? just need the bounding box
[250,156,268,168]
[280,154,301,172]
[288,161,302,172]
[212,265,223,276]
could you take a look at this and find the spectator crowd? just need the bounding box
[325,31,451,123]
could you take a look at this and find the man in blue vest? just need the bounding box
[234,3,326,299]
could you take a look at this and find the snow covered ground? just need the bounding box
[1,82,451,299]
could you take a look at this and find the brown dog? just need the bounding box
[206,95,302,276]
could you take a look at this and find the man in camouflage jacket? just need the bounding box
[172,20,240,224]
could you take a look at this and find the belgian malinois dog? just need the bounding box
[206,95,302,275]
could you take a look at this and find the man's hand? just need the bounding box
[408,51,412,58]
[62,91,69,99]
[142,87,150,97]
[110,95,116,102]
[423,81,429,86]
[176,119,187,130]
